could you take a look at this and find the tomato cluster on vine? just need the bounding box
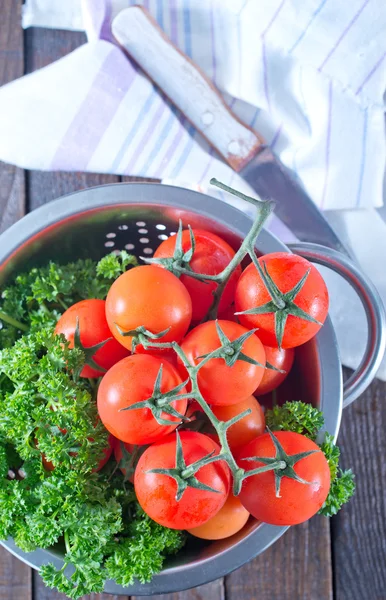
[53,186,332,539]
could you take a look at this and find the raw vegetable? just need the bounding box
[235,252,329,348]
[256,346,295,395]
[105,265,192,352]
[97,354,190,444]
[187,493,250,540]
[266,400,325,441]
[55,298,129,378]
[0,179,355,597]
[151,224,242,322]
[237,430,331,525]
[319,433,355,517]
[266,401,355,516]
[0,250,137,348]
[0,252,185,598]
[134,431,231,529]
[179,320,266,405]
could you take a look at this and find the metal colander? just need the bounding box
[0,182,384,596]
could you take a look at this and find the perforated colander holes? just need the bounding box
[105,220,176,258]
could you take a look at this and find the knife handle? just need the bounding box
[112,6,263,172]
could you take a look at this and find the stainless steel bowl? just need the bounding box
[0,183,384,595]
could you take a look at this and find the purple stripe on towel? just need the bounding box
[320,81,333,208]
[355,51,386,95]
[154,122,185,178]
[355,108,368,207]
[50,49,136,171]
[261,0,287,113]
[123,99,167,174]
[170,0,179,45]
[318,0,370,71]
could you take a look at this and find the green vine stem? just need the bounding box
[141,178,275,322]
[0,310,29,332]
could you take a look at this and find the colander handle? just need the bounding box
[288,242,386,408]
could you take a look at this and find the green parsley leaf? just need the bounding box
[97,250,138,280]
[318,433,355,516]
[265,400,324,441]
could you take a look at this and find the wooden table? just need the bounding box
[0,3,385,599]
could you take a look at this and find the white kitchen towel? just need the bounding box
[0,0,386,378]
[7,0,386,212]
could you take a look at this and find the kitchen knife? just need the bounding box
[112,6,347,254]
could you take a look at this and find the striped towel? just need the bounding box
[1,0,386,378]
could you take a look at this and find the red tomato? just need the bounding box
[238,431,331,525]
[55,299,129,378]
[135,431,230,529]
[180,320,266,405]
[235,253,329,348]
[256,346,295,395]
[154,229,241,322]
[212,395,265,453]
[105,265,192,352]
[187,493,250,540]
[97,354,188,445]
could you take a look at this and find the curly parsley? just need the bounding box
[0,253,185,599]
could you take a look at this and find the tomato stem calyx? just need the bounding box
[235,255,323,349]
[140,220,198,279]
[241,428,319,498]
[197,321,265,368]
[114,324,171,353]
[73,317,110,378]
[147,431,222,501]
[119,364,193,426]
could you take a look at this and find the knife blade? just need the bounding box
[112,6,347,254]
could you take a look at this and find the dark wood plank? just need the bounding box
[32,570,129,600]
[225,516,333,600]
[0,551,31,600]
[133,579,225,600]
[0,1,30,597]
[0,0,25,231]
[332,378,386,600]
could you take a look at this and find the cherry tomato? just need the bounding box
[212,395,265,453]
[187,493,250,540]
[135,431,231,529]
[180,320,266,406]
[238,431,331,525]
[55,299,129,378]
[235,253,329,348]
[105,265,192,352]
[256,346,295,395]
[154,229,241,322]
[97,354,188,445]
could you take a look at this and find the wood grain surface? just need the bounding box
[0,7,385,600]
[332,375,386,600]
[0,2,30,599]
